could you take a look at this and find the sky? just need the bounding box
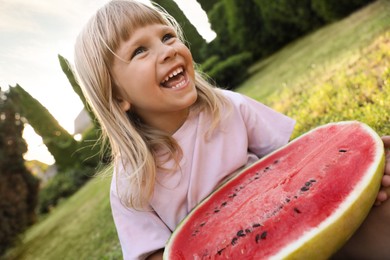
[0,0,215,165]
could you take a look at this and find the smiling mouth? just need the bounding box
[160,67,187,89]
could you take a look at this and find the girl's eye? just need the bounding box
[131,47,146,59]
[162,33,175,43]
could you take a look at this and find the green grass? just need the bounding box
[266,31,390,138]
[5,1,390,259]
[5,169,122,260]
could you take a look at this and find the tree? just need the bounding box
[196,0,219,13]
[205,2,236,59]
[312,0,375,22]
[0,87,39,255]
[58,55,108,166]
[220,0,266,59]
[58,55,92,121]
[153,0,207,62]
[254,0,324,50]
[8,85,81,170]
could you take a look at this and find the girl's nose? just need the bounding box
[159,44,177,63]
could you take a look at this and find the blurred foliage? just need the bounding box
[254,0,324,46]
[196,0,218,13]
[58,55,107,166]
[201,2,235,59]
[58,55,91,120]
[205,52,253,89]
[312,0,375,22]
[33,56,112,214]
[223,0,266,58]
[5,58,109,216]
[0,88,39,255]
[154,0,207,63]
[198,0,375,89]
[8,85,80,171]
[38,166,95,214]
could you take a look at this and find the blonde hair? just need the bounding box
[74,0,228,209]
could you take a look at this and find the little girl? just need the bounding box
[73,1,390,259]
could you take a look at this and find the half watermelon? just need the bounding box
[164,121,385,259]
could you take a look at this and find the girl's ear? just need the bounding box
[112,82,130,111]
[117,98,131,112]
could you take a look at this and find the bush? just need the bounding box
[0,89,39,256]
[312,0,375,22]
[254,0,324,46]
[38,166,95,214]
[206,52,253,89]
[199,55,220,73]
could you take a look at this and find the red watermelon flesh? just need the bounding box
[164,121,385,259]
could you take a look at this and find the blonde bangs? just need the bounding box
[93,0,184,65]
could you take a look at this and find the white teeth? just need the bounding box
[170,79,186,89]
[161,67,184,84]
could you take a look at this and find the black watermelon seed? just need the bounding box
[286,198,291,203]
[305,181,312,187]
[310,179,316,182]
[228,193,237,198]
[301,186,310,192]
[217,248,225,255]
[237,230,245,237]
[221,202,227,207]
[339,149,347,153]
[274,159,279,164]
[231,237,238,246]
[245,229,251,233]
[252,223,261,228]
[214,209,220,213]
[294,207,301,214]
[255,234,261,243]
[200,222,206,227]
[192,230,200,236]
[261,231,267,239]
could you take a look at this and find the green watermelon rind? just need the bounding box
[163,121,385,259]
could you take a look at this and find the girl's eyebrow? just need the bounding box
[160,25,175,32]
[163,26,178,37]
[113,43,132,63]
[117,36,144,62]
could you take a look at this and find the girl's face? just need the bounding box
[111,23,197,134]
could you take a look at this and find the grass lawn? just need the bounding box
[5,1,390,259]
[5,170,122,260]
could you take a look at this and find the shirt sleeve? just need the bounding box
[238,93,296,158]
[110,174,171,260]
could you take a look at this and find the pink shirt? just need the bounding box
[110,90,295,259]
